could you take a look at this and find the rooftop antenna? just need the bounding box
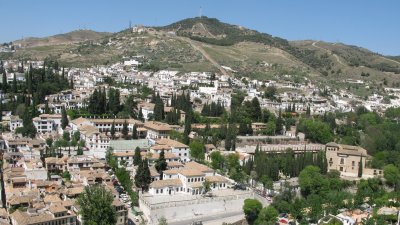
[199,6,202,18]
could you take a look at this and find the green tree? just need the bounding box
[158,217,168,225]
[259,175,273,192]
[2,70,7,93]
[12,73,17,93]
[77,185,117,225]
[110,120,116,139]
[202,180,211,194]
[0,102,3,121]
[298,165,327,197]
[142,159,151,191]
[255,206,278,225]
[77,146,84,155]
[243,199,262,224]
[264,86,277,100]
[358,156,363,178]
[155,150,168,179]
[133,147,142,166]
[122,120,129,139]
[61,107,68,129]
[251,97,262,121]
[132,125,138,139]
[189,140,205,162]
[62,171,71,180]
[384,164,400,187]
[154,93,165,121]
[210,151,224,170]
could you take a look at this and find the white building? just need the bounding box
[148,162,229,196]
[9,116,23,132]
[150,139,190,162]
[32,114,62,133]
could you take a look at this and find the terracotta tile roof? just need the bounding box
[178,169,205,177]
[43,194,62,204]
[71,117,90,125]
[167,161,184,167]
[184,161,214,173]
[163,169,179,175]
[150,179,182,189]
[113,152,135,157]
[144,121,171,131]
[48,204,67,213]
[205,175,229,183]
[155,139,188,148]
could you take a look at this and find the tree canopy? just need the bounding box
[77,185,117,225]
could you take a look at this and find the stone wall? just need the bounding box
[140,191,254,224]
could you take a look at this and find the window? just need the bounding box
[352,161,355,166]
[160,189,163,193]
[340,158,344,164]
[340,167,343,172]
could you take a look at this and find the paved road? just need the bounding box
[169,211,244,225]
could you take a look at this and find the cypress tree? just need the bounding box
[358,156,363,178]
[155,150,168,179]
[2,70,7,93]
[88,89,99,114]
[0,101,2,121]
[142,159,151,191]
[27,64,33,94]
[134,158,144,189]
[154,93,164,121]
[133,147,142,166]
[183,109,192,144]
[122,120,129,139]
[61,107,69,129]
[138,107,144,122]
[42,63,46,82]
[112,89,121,115]
[251,97,262,121]
[110,120,116,139]
[12,73,17,93]
[44,101,51,114]
[132,125,138,139]
[306,106,311,117]
[70,78,74,89]
[275,109,284,135]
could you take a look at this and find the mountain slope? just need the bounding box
[14,30,110,47]
[2,17,400,93]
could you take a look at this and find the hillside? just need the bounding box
[2,17,400,94]
[14,29,110,47]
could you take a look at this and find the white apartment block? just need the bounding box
[33,114,62,133]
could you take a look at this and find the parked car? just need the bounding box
[234,183,247,190]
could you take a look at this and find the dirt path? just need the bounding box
[379,55,400,66]
[312,41,346,66]
[179,37,229,76]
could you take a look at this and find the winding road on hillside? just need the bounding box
[312,41,346,66]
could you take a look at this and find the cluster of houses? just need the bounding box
[1,58,398,224]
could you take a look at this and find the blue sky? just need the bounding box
[1,0,399,55]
